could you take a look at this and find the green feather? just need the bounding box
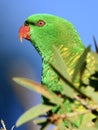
[18,14,98,128]
[25,14,85,92]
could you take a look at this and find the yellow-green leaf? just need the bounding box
[13,77,63,105]
[72,46,91,82]
[51,45,71,80]
[16,104,53,127]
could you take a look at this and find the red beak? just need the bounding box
[18,25,30,42]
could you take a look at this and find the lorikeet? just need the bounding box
[18,14,86,92]
[17,14,98,128]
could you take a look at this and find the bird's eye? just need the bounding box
[35,20,45,27]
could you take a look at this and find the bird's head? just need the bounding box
[18,14,84,56]
[18,14,66,44]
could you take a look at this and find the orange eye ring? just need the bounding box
[36,20,45,27]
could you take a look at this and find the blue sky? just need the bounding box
[0,0,98,129]
[1,0,98,47]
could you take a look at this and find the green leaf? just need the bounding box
[85,86,98,103]
[50,46,88,98]
[33,118,50,130]
[93,36,98,53]
[51,45,71,80]
[50,63,86,98]
[61,80,74,98]
[79,127,98,130]
[33,118,47,125]
[72,46,91,82]
[16,104,53,127]
[13,77,63,105]
[91,52,98,71]
[79,113,94,129]
[95,117,98,128]
[50,63,74,98]
[56,120,66,130]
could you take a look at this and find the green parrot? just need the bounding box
[17,14,98,128]
[18,13,86,93]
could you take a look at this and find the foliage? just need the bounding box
[13,40,98,130]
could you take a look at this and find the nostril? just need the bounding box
[24,22,28,26]
[24,20,29,26]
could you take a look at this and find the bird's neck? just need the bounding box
[34,40,84,61]
[40,44,84,78]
